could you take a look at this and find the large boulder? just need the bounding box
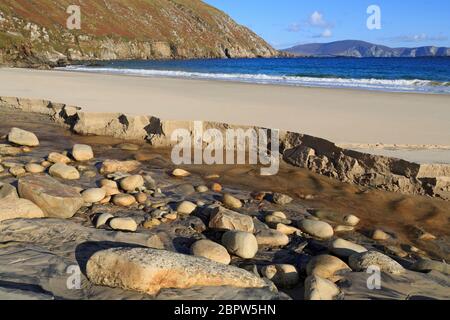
[86,247,266,295]
[18,175,84,218]
[8,127,39,147]
[0,198,45,222]
[207,206,254,233]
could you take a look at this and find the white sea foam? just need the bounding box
[59,66,450,94]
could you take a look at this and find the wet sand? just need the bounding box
[1,67,450,154]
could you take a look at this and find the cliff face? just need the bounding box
[0,0,278,67]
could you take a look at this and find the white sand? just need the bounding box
[1,67,449,147]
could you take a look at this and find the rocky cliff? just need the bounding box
[0,0,278,67]
[283,40,450,58]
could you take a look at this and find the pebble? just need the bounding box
[272,193,293,205]
[196,185,209,193]
[334,225,354,232]
[120,175,144,192]
[255,229,290,247]
[191,239,231,265]
[135,192,148,204]
[222,193,242,209]
[9,166,26,177]
[112,194,137,207]
[25,163,45,173]
[343,214,360,226]
[95,213,114,228]
[329,238,367,258]
[8,127,39,147]
[143,218,161,229]
[372,229,390,240]
[48,152,71,164]
[176,201,197,215]
[82,188,106,203]
[172,168,190,177]
[41,161,52,168]
[109,217,138,232]
[298,219,334,239]
[222,231,258,259]
[276,223,300,235]
[304,275,340,300]
[306,255,351,282]
[72,144,94,161]
[211,183,222,192]
[261,264,299,289]
[49,163,80,180]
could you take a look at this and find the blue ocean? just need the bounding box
[62,57,450,94]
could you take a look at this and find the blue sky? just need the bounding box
[204,0,450,49]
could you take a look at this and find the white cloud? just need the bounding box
[309,11,326,27]
[321,28,332,37]
[286,22,301,33]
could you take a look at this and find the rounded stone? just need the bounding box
[172,168,190,177]
[306,255,351,282]
[176,201,197,215]
[255,229,290,247]
[72,144,94,161]
[25,163,45,174]
[343,215,360,226]
[298,219,334,239]
[349,251,405,275]
[276,223,300,235]
[222,231,258,259]
[9,166,26,177]
[329,238,367,258]
[143,218,161,229]
[135,192,148,204]
[109,217,138,232]
[196,185,209,193]
[211,183,222,192]
[113,194,137,207]
[8,127,39,147]
[120,175,144,192]
[191,239,231,265]
[222,193,242,209]
[261,264,299,288]
[95,213,114,228]
[100,179,118,189]
[48,152,71,164]
[304,275,340,300]
[372,229,390,240]
[82,188,107,203]
[49,163,80,180]
[271,211,287,219]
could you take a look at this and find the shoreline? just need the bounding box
[1,67,450,154]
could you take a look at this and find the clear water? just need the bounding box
[61,57,450,94]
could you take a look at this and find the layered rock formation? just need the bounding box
[1,96,449,199]
[0,0,278,67]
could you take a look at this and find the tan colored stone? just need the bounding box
[261,264,299,288]
[8,127,39,147]
[176,201,197,215]
[120,175,144,191]
[82,188,106,203]
[25,163,45,173]
[306,255,351,282]
[222,193,242,209]
[172,168,190,177]
[0,198,45,222]
[109,217,138,232]
[100,160,140,174]
[86,247,266,295]
[48,152,71,164]
[304,275,340,300]
[113,194,136,207]
[208,206,254,233]
[222,231,258,259]
[49,163,80,180]
[72,144,94,161]
[191,240,231,265]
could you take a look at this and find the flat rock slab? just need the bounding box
[0,198,45,222]
[18,174,84,218]
[86,247,267,295]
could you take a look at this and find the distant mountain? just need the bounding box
[0,0,279,67]
[283,40,450,58]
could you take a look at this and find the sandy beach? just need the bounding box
[1,67,449,150]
